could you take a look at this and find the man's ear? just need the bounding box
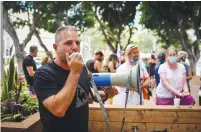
[53,44,57,52]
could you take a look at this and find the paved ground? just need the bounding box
[187,76,200,106]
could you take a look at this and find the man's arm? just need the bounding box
[26,66,35,76]
[160,73,183,96]
[43,53,84,117]
[108,62,116,73]
[142,76,150,87]
[94,60,103,72]
[141,63,150,87]
[88,87,118,102]
[43,72,80,117]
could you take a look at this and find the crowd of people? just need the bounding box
[85,45,197,106]
[21,26,200,132]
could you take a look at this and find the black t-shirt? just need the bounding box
[23,55,37,85]
[34,61,90,132]
[86,59,98,73]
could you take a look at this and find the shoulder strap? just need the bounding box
[120,69,132,132]
[90,78,111,132]
[82,66,111,131]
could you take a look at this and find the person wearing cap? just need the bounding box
[113,44,150,105]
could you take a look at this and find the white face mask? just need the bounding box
[168,56,177,64]
[130,58,138,64]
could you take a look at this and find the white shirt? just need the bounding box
[156,63,186,98]
[113,60,149,105]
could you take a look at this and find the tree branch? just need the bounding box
[193,29,200,60]
[3,8,19,46]
[93,6,117,41]
[127,26,133,45]
[22,8,36,47]
[176,16,192,54]
[116,26,123,51]
[27,8,31,26]
[34,30,53,59]
[94,7,115,52]
[191,3,200,61]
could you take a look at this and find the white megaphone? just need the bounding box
[92,63,142,92]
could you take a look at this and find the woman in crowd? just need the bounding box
[154,52,166,86]
[104,53,119,104]
[148,54,157,77]
[156,46,195,105]
[41,56,51,65]
[107,53,119,73]
[177,57,192,92]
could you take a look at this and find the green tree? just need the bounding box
[83,1,139,52]
[139,1,201,69]
[3,1,95,73]
[3,1,37,74]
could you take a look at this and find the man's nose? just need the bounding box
[72,42,78,50]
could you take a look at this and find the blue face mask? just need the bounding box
[168,56,177,63]
[130,58,138,64]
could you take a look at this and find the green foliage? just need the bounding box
[4,1,95,34]
[94,2,139,30]
[85,1,140,52]
[1,91,39,122]
[1,56,17,100]
[139,2,201,54]
[1,56,38,122]
[67,3,95,34]
[19,92,39,116]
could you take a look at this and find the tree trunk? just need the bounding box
[115,27,123,53]
[3,6,35,75]
[93,7,116,52]
[191,29,200,73]
[194,29,200,61]
[176,23,199,73]
[176,17,196,68]
[127,26,133,46]
[15,44,25,75]
[94,16,115,52]
[35,30,53,60]
[1,1,4,84]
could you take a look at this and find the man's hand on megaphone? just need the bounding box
[104,87,119,98]
[66,52,84,74]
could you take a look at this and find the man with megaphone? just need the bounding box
[113,44,150,105]
[34,26,118,132]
